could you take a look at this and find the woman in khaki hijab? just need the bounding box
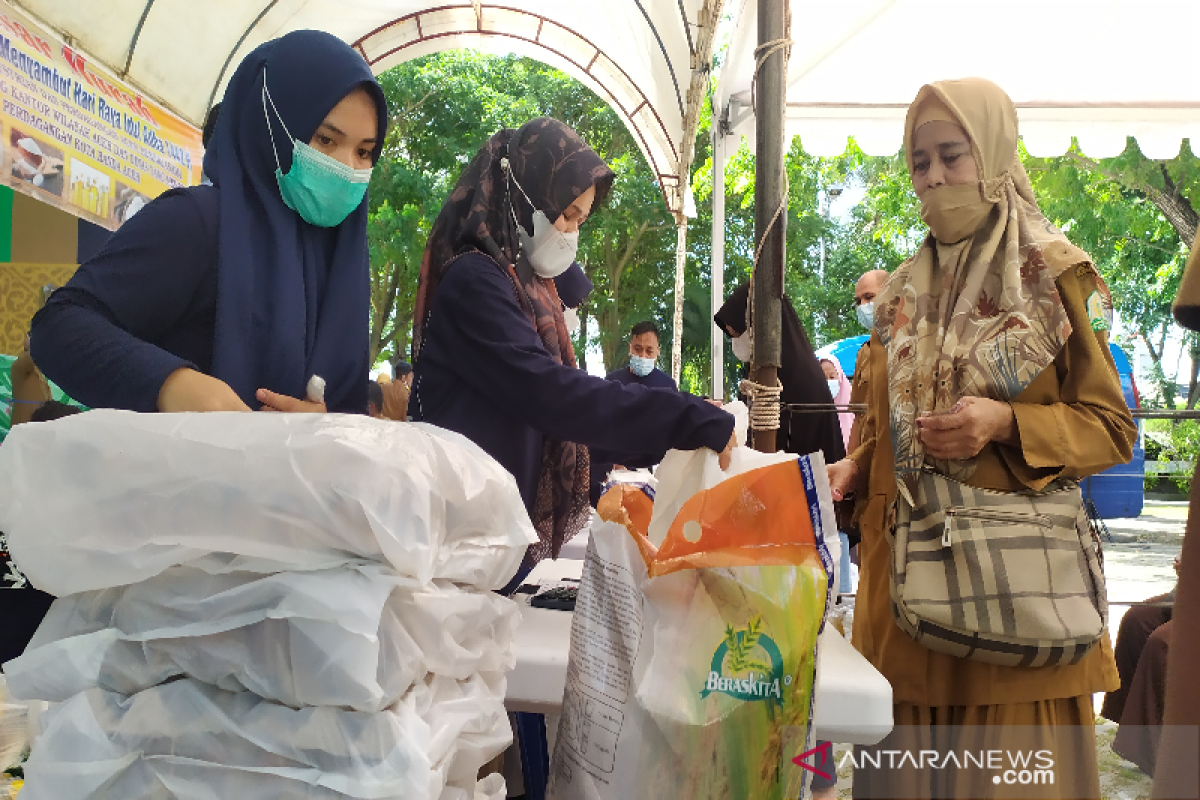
[827,77,1136,798]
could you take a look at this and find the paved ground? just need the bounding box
[822,501,1185,799]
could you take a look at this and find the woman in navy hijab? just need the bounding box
[31,31,387,415]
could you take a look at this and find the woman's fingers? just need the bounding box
[918,397,1014,458]
[255,388,326,414]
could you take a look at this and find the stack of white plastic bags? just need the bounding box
[0,410,538,800]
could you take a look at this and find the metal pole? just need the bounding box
[671,218,687,386]
[710,126,727,400]
[751,0,786,453]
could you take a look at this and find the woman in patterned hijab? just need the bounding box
[827,78,1135,798]
[411,118,735,575]
[882,78,1110,503]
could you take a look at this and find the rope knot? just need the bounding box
[739,378,782,432]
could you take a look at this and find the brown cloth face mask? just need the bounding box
[919,182,996,244]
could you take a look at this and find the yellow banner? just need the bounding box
[0,8,202,230]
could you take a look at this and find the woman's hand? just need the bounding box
[256,388,327,414]
[828,458,861,501]
[717,429,737,471]
[157,368,251,412]
[917,396,1017,460]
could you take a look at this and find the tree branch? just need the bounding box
[1064,152,1197,247]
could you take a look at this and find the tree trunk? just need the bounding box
[599,220,660,373]
[577,302,589,372]
[1141,322,1177,409]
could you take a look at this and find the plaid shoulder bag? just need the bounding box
[889,469,1107,667]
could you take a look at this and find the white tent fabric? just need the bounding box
[19,0,709,215]
[717,0,1200,160]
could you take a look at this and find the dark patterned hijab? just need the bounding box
[413,117,614,561]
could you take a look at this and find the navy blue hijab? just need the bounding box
[202,30,387,413]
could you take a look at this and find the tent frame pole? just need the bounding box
[751,0,786,453]
[710,123,727,400]
[671,218,687,386]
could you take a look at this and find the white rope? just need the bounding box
[748,28,792,274]
[739,377,783,432]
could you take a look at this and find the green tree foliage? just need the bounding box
[1024,140,1199,406]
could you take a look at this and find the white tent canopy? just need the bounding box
[717,0,1200,160]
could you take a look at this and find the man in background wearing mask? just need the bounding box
[854,268,889,330]
[847,268,890,453]
[605,321,676,390]
[587,320,677,505]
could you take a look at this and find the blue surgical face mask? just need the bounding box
[629,354,655,377]
[856,301,875,330]
[264,76,372,227]
[827,379,840,398]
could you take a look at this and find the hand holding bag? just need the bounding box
[889,469,1107,667]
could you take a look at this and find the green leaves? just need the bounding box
[724,617,770,675]
[1024,139,1198,406]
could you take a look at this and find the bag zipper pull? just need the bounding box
[942,509,953,548]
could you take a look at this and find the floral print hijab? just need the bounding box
[874,78,1106,502]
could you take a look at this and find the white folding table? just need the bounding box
[505,557,893,746]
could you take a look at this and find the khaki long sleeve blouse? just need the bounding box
[848,265,1136,707]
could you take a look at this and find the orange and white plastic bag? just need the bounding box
[547,449,835,800]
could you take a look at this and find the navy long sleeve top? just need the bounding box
[31,188,218,412]
[411,253,734,511]
[605,365,676,390]
[29,186,359,414]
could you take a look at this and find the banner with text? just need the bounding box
[0,7,202,230]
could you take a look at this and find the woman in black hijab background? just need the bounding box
[714,284,847,466]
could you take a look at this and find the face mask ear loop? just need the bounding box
[500,157,527,259]
[262,69,294,174]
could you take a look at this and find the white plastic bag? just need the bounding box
[0,676,27,772]
[646,444,798,546]
[0,412,536,595]
[20,680,435,800]
[404,672,512,791]
[5,565,519,712]
[439,774,506,800]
